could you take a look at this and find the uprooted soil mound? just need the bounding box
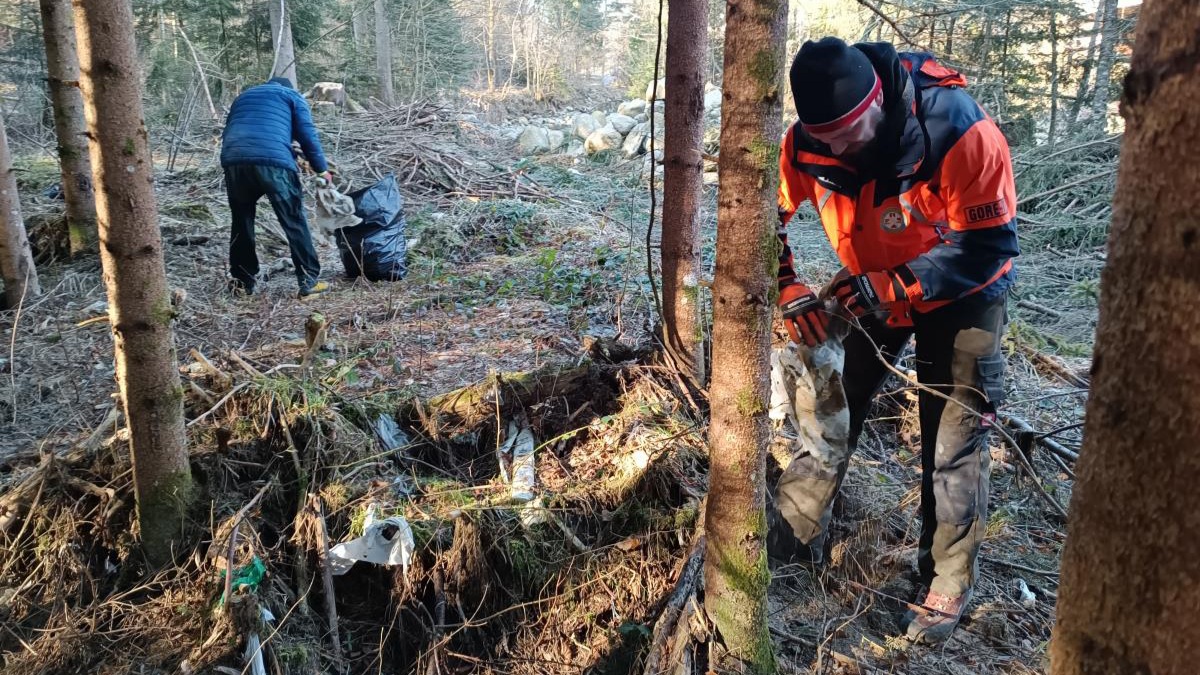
[0,348,710,674]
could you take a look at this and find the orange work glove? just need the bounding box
[779,283,830,347]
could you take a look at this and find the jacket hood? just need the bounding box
[853,41,926,179]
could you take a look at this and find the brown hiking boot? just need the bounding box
[904,588,971,644]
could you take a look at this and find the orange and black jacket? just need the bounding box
[778,42,1019,314]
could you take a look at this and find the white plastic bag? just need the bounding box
[769,337,850,469]
[312,178,361,241]
[497,420,537,502]
[328,505,415,576]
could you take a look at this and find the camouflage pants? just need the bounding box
[775,294,1007,596]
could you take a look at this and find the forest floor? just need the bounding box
[0,91,1112,674]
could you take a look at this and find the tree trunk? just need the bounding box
[485,0,498,90]
[1000,10,1012,84]
[374,0,395,105]
[1050,2,1200,672]
[703,0,786,668]
[73,0,192,565]
[979,15,994,76]
[268,0,298,87]
[1048,4,1059,148]
[351,0,364,43]
[661,0,708,385]
[39,0,95,257]
[0,110,41,307]
[1090,0,1120,130]
[945,15,956,58]
[1068,5,1101,131]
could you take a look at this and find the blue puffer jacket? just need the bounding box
[220,78,328,173]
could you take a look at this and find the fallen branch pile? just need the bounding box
[327,103,552,207]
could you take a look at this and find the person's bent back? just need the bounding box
[222,77,327,174]
[220,77,332,298]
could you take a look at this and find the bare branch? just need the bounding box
[854,0,930,52]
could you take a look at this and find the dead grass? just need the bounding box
[0,102,1101,674]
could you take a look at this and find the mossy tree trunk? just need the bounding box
[702,0,787,668]
[374,0,395,105]
[1050,1,1200,672]
[0,110,42,307]
[39,0,96,257]
[74,0,192,565]
[268,0,298,86]
[661,0,708,385]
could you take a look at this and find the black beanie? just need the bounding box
[268,76,296,90]
[790,37,879,126]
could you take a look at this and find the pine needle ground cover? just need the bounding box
[1,99,1096,674]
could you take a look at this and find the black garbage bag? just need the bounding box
[335,174,408,281]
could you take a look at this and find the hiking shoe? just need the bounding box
[298,281,331,298]
[904,588,972,644]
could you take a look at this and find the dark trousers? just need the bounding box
[224,165,320,291]
[777,293,1007,596]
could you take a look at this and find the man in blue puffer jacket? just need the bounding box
[221,77,332,297]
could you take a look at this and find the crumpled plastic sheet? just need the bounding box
[372,413,410,453]
[328,505,414,576]
[769,337,851,471]
[497,420,537,503]
[313,181,362,236]
[244,607,276,675]
[219,556,266,606]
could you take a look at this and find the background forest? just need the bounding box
[0,0,1149,673]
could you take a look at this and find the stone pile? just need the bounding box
[510,81,724,165]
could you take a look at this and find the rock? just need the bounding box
[641,149,664,173]
[591,111,608,127]
[704,87,723,110]
[306,81,348,105]
[622,120,662,158]
[565,140,585,157]
[573,113,599,140]
[617,99,647,117]
[547,129,565,152]
[312,100,338,118]
[305,81,365,111]
[644,77,667,102]
[622,122,649,158]
[634,113,647,122]
[608,113,637,135]
[584,124,623,154]
[517,126,552,154]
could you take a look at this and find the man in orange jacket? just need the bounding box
[771,37,1018,644]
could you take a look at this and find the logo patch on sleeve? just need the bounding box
[965,200,1009,224]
